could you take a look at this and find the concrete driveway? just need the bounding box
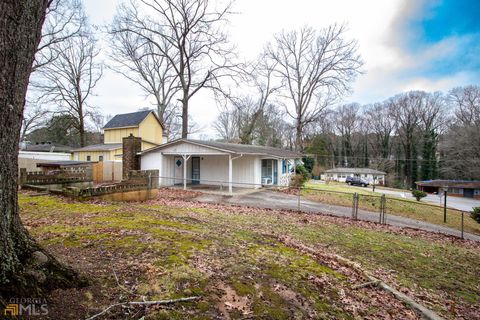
[194,189,480,242]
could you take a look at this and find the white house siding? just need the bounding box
[325,172,385,184]
[140,142,297,189]
[231,155,257,188]
[19,151,71,161]
[140,151,163,185]
[160,143,226,155]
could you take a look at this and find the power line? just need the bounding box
[305,153,480,163]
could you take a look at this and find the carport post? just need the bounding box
[182,154,190,190]
[228,154,233,194]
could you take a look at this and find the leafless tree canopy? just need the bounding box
[109,3,180,138]
[33,0,85,73]
[267,24,363,150]
[110,0,239,138]
[37,26,103,147]
[440,86,480,179]
[20,104,50,142]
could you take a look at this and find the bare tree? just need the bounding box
[20,104,50,142]
[108,4,179,136]
[37,27,102,147]
[33,0,85,72]
[228,54,280,144]
[213,102,239,142]
[267,24,363,151]
[1,0,84,300]
[440,86,480,179]
[112,0,239,138]
[390,91,427,187]
[334,103,360,167]
[364,102,396,160]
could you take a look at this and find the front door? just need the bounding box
[191,157,200,184]
[174,156,183,185]
[464,188,474,198]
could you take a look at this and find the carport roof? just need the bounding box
[141,139,303,158]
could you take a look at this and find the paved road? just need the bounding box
[195,189,480,242]
[367,187,480,212]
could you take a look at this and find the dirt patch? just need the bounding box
[215,282,253,319]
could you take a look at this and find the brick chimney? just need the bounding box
[122,134,142,179]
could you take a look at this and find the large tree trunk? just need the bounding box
[182,99,188,139]
[0,0,86,303]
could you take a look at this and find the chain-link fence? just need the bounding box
[300,186,473,239]
[149,175,474,239]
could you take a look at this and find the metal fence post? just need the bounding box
[382,194,386,224]
[461,211,464,240]
[352,193,356,219]
[355,194,359,220]
[297,187,301,211]
[379,194,384,224]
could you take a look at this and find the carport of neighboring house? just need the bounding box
[139,139,302,194]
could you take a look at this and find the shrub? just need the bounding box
[412,189,427,201]
[295,165,311,179]
[302,156,315,174]
[471,207,480,224]
[290,174,308,188]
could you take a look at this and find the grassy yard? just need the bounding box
[19,190,480,319]
[303,181,480,235]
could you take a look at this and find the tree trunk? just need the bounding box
[0,0,86,302]
[182,99,188,139]
[295,121,303,152]
[79,114,85,147]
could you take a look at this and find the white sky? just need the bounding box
[83,0,477,138]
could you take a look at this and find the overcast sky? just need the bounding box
[83,0,480,138]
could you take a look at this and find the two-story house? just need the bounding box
[72,110,164,162]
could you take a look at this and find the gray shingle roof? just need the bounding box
[24,142,72,152]
[142,139,303,158]
[71,143,122,152]
[325,167,386,175]
[37,161,94,167]
[103,110,161,129]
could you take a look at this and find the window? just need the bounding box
[262,159,273,178]
[282,160,287,174]
[86,155,91,161]
[99,155,104,161]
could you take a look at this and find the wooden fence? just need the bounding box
[92,161,123,183]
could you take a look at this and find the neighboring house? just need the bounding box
[140,139,302,193]
[72,110,164,162]
[323,168,386,185]
[18,150,72,172]
[416,180,480,199]
[23,142,72,153]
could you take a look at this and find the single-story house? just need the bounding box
[416,180,480,199]
[140,139,303,193]
[323,168,386,184]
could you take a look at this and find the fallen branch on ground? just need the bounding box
[85,296,201,320]
[352,280,380,290]
[270,234,444,320]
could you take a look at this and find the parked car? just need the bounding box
[345,176,369,187]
